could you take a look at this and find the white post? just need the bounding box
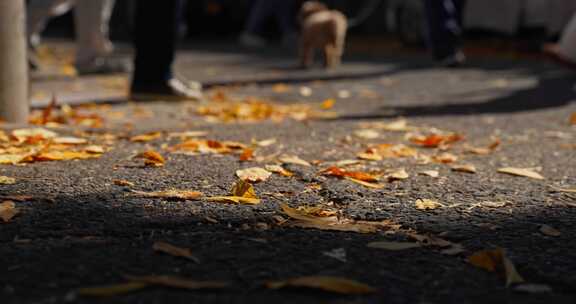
[0,0,29,123]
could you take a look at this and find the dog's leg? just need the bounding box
[300,40,314,69]
[324,44,335,68]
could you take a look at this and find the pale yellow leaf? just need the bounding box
[354,129,379,139]
[236,167,272,183]
[451,164,477,173]
[131,190,203,200]
[415,199,442,210]
[265,165,293,177]
[53,137,88,145]
[0,155,25,165]
[279,155,311,167]
[205,196,261,205]
[497,167,544,180]
[419,170,439,178]
[230,179,258,198]
[344,177,385,189]
[12,128,57,140]
[0,176,16,185]
[266,276,376,294]
[386,168,409,181]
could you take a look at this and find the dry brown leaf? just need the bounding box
[354,129,379,139]
[255,138,277,147]
[167,131,208,139]
[497,167,544,180]
[265,276,376,294]
[113,179,134,187]
[322,166,378,182]
[27,150,102,162]
[131,189,202,200]
[367,241,422,251]
[539,224,561,237]
[451,164,477,173]
[550,186,576,193]
[0,201,18,223]
[265,164,294,177]
[386,168,409,181]
[77,282,148,297]
[84,145,105,154]
[136,150,165,167]
[239,148,254,161]
[231,179,257,198]
[570,112,576,125]
[465,139,501,155]
[419,170,439,178]
[359,119,412,132]
[130,131,162,143]
[0,176,16,185]
[53,137,88,145]
[345,177,385,189]
[279,155,311,167]
[205,180,261,205]
[205,196,261,205]
[468,248,525,287]
[12,128,57,141]
[153,241,200,263]
[415,199,442,210]
[432,153,458,164]
[126,275,229,290]
[236,167,271,183]
[411,133,463,148]
[272,83,290,93]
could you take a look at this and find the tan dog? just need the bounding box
[299,1,347,69]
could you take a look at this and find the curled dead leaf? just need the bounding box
[236,167,272,183]
[265,164,293,177]
[419,170,439,178]
[468,248,525,287]
[497,167,544,180]
[265,276,376,294]
[415,199,442,210]
[0,201,18,223]
[451,164,477,173]
[279,155,311,167]
[136,150,165,167]
[386,168,409,181]
[130,131,162,142]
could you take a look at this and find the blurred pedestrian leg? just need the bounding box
[26,0,128,74]
[239,0,298,48]
[543,13,576,70]
[130,0,202,102]
[423,0,466,67]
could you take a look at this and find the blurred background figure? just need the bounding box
[423,0,466,67]
[27,0,128,74]
[238,0,299,48]
[130,0,202,102]
[544,13,576,69]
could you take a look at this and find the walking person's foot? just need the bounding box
[542,43,576,71]
[130,78,203,102]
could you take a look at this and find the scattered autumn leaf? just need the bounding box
[321,98,335,109]
[415,199,442,210]
[451,164,477,173]
[130,131,162,142]
[239,148,254,161]
[354,129,379,139]
[570,112,576,125]
[265,164,293,177]
[367,241,422,251]
[53,137,88,145]
[205,180,261,205]
[358,144,418,160]
[345,177,385,189]
[113,179,134,187]
[265,276,376,294]
[0,176,16,185]
[77,282,147,297]
[468,248,525,287]
[419,170,439,178]
[272,83,290,93]
[411,133,463,148]
[539,224,561,237]
[322,166,378,182]
[432,152,458,164]
[465,139,501,155]
[153,241,200,263]
[131,189,203,200]
[279,155,311,167]
[136,150,165,167]
[126,275,228,290]
[0,201,18,223]
[497,167,544,180]
[236,167,272,183]
[386,168,409,181]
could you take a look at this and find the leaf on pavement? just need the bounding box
[549,185,576,193]
[358,144,418,160]
[468,248,525,287]
[497,167,544,180]
[126,275,229,290]
[27,150,102,162]
[345,177,385,189]
[136,150,165,167]
[570,112,576,125]
[0,201,18,223]
[354,129,379,139]
[265,165,294,177]
[465,139,501,155]
[386,168,409,181]
[113,179,134,187]
[153,241,200,263]
[279,155,311,167]
[77,282,148,297]
[265,276,377,294]
[12,128,57,141]
[451,164,477,173]
[415,199,442,210]
[239,148,254,161]
[322,166,378,182]
[0,176,16,185]
[236,167,272,183]
[53,137,88,145]
[539,224,561,237]
[321,98,336,109]
[432,153,458,164]
[131,189,203,200]
[367,241,422,251]
[204,180,261,205]
[411,133,463,148]
[280,203,390,233]
[419,170,439,178]
[130,131,162,142]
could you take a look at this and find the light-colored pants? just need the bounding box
[558,14,576,62]
[27,0,115,65]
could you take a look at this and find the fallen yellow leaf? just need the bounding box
[321,98,336,109]
[236,167,272,183]
[415,199,442,210]
[231,179,258,198]
[354,129,379,139]
[265,276,376,294]
[497,167,544,180]
[345,177,385,189]
[153,241,200,263]
[279,155,311,167]
[570,112,576,125]
[386,168,409,181]
[130,131,162,142]
[126,275,229,290]
[419,170,439,178]
[265,165,294,177]
[136,150,165,167]
[53,137,88,145]
[113,179,134,187]
[0,201,18,223]
[468,248,525,287]
[451,164,477,173]
[0,176,16,185]
[131,190,203,200]
[205,196,261,205]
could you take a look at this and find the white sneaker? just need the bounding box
[238,32,267,48]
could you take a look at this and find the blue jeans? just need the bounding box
[423,0,464,60]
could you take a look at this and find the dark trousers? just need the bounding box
[423,0,465,60]
[245,0,297,36]
[132,0,183,88]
